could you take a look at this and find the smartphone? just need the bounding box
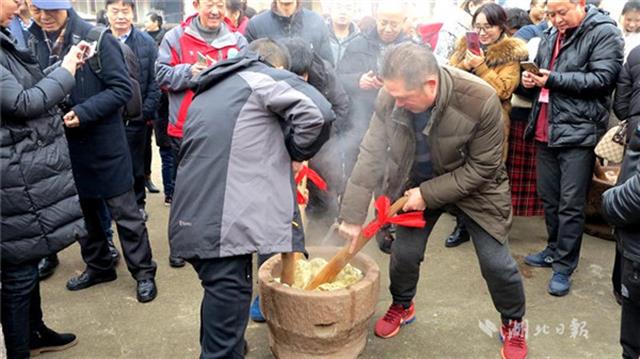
[520,61,541,75]
[80,41,97,60]
[197,52,208,65]
[466,31,481,56]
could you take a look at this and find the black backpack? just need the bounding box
[85,26,143,124]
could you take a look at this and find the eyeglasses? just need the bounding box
[473,24,497,33]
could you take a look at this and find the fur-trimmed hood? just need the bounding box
[452,35,528,68]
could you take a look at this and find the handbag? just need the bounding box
[595,120,628,163]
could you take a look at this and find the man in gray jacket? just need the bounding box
[338,43,527,359]
[168,46,334,357]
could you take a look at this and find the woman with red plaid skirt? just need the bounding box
[448,3,534,246]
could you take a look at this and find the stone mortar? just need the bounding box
[258,246,380,359]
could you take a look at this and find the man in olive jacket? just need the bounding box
[338,43,527,359]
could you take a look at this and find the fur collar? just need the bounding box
[452,36,529,68]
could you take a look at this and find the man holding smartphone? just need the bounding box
[28,0,159,303]
[521,0,623,296]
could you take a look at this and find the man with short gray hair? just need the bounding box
[338,43,528,359]
[521,0,623,297]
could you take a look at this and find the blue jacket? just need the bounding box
[8,17,29,49]
[29,9,134,199]
[514,21,548,42]
[121,27,161,120]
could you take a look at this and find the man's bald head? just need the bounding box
[375,1,406,44]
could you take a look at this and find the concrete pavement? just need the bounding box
[37,173,621,359]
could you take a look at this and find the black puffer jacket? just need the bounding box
[245,4,333,64]
[614,44,640,127]
[337,28,409,137]
[525,6,624,147]
[0,29,86,264]
[602,123,640,262]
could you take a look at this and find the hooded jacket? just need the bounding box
[29,9,134,199]
[450,36,529,159]
[0,29,86,264]
[524,6,624,147]
[245,3,333,64]
[168,52,334,259]
[156,15,247,138]
[340,66,512,243]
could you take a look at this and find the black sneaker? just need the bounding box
[30,326,78,356]
[38,255,60,280]
[524,248,554,268]
[164,196,173,207]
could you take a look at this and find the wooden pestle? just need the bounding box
[304,196,409,291]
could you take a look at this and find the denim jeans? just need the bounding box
[1,260,44,359]
[159,146,175,197]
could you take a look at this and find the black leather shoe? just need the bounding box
[38,255,60,280]
[145,177,160,193]
[66,270,117,291]
[30,326,78,356]
[137,278,157,303]
[445,223,470,248]
[169,256,186,268]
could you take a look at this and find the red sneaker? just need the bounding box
[374,303,415,339]
[500,320,528,359]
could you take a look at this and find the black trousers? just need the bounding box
[621,256,640,359]
[78,190,156,280]
[125,123,147,207]
[536,144,594,275]
[1,260,43,359]
[613,246,623,297]
[144,122,153,177]
[390,210,526,322]
[190,255,252,359]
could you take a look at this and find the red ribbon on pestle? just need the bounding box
[295,165,327,205]
[362,196,427,238]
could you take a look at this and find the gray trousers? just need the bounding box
[536,144,595,275]
[390,210,526,322]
